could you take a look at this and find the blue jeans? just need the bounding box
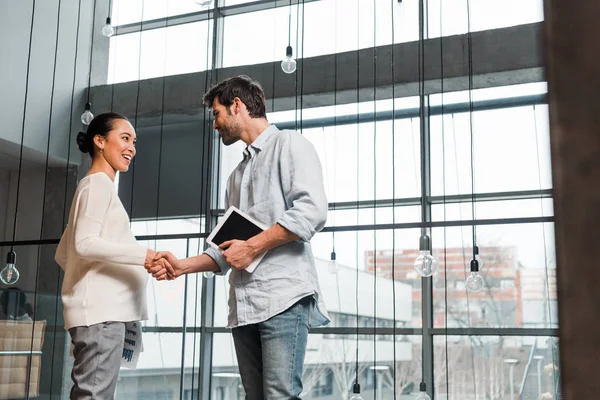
[232,296,313,400]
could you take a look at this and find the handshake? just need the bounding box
[143,250,182,281]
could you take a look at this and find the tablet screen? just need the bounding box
[210,209,263,246]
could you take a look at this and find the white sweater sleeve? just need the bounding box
[73,177,147,266]
[55,230,68,270]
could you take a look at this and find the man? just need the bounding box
[148,75,330,399]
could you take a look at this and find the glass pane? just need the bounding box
[430,105,552,196]
[303,334,421,399]
[214,229,423,328]
[434,336,561,400]
[427,0,544,38]
[314,229,421,329]
[431,223,557,328]
[117,332,202,399]
[108,21,213,84]
[222,0,419,68]
[218,108,422,208]
[0,243,65,399]
[211,333,422,399]
[432,198,554,222]
[212,333,243,399]
[140,239,204,327]
[218,118,421,208]
[327,205,422,227]
[131,218,207,236]
[111,0,214,26]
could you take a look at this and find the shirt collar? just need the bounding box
[242,124,278,159]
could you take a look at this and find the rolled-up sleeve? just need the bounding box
[203,184,232,275]
[204,246,231,275]
[277,132,328,242]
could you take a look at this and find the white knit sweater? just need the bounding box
[55,173,149,330]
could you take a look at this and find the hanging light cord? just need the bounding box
[287,0,292,47]
[332,0,338,255]
[294,0,300,130]
[354,0,361,387]
[466,0,477,261]
[465,0,480,396]
[190,13,215,399]
[390,0,397,396]
[10,0,38,250]
[128,0,145,221]
[17,0,38,397]
[439,0,451,396]
[151,0,171,371]
[371,1,377,397]
[270,1,277,114]
[299,0,305,133]
[86,0,98,105]
[109,0,118,109]
[33,1,62,399]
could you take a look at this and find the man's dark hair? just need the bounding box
[203,75,267,119]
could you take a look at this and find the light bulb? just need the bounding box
[328,251,339,274]
[416,382,432,400]
[414,234,438,277]
[102,17,115,37]
[81,103,93,125]
[203,271,214,279]
[416,390,432,400]
[466,271,484,292]
[194,0,212,6]
[466,258,485,292]
[414,250,439,277]
[1,251,20,285]
[281,45,297,74]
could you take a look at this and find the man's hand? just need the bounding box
[144,251,180,281]
[219,240,257,270]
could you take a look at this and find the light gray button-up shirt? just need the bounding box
[205,124,330,328]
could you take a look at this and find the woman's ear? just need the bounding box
[93,134,105,153]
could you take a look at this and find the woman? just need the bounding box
[55,112,166,399]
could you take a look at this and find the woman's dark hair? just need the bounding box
[203,75,267,119]
[76,112,129,156]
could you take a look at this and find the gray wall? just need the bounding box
[0,0,105,167]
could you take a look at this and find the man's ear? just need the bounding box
[232,97,244,115]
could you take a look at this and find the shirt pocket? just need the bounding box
[250,159,275,204]
[248,199,275,227]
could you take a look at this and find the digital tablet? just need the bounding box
[206,206,268,273]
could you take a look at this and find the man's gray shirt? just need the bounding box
[205,124,330,328]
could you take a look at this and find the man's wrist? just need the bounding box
[246,236,264,256]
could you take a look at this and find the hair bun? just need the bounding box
[76,131,89,154]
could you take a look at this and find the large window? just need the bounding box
[0,1,558,399]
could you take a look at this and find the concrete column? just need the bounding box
[544,0,600,398]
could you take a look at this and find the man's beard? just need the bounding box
[220,122,242,145]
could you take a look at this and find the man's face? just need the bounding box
[212,97,242,146]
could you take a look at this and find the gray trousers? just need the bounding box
[69,322,125,400]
